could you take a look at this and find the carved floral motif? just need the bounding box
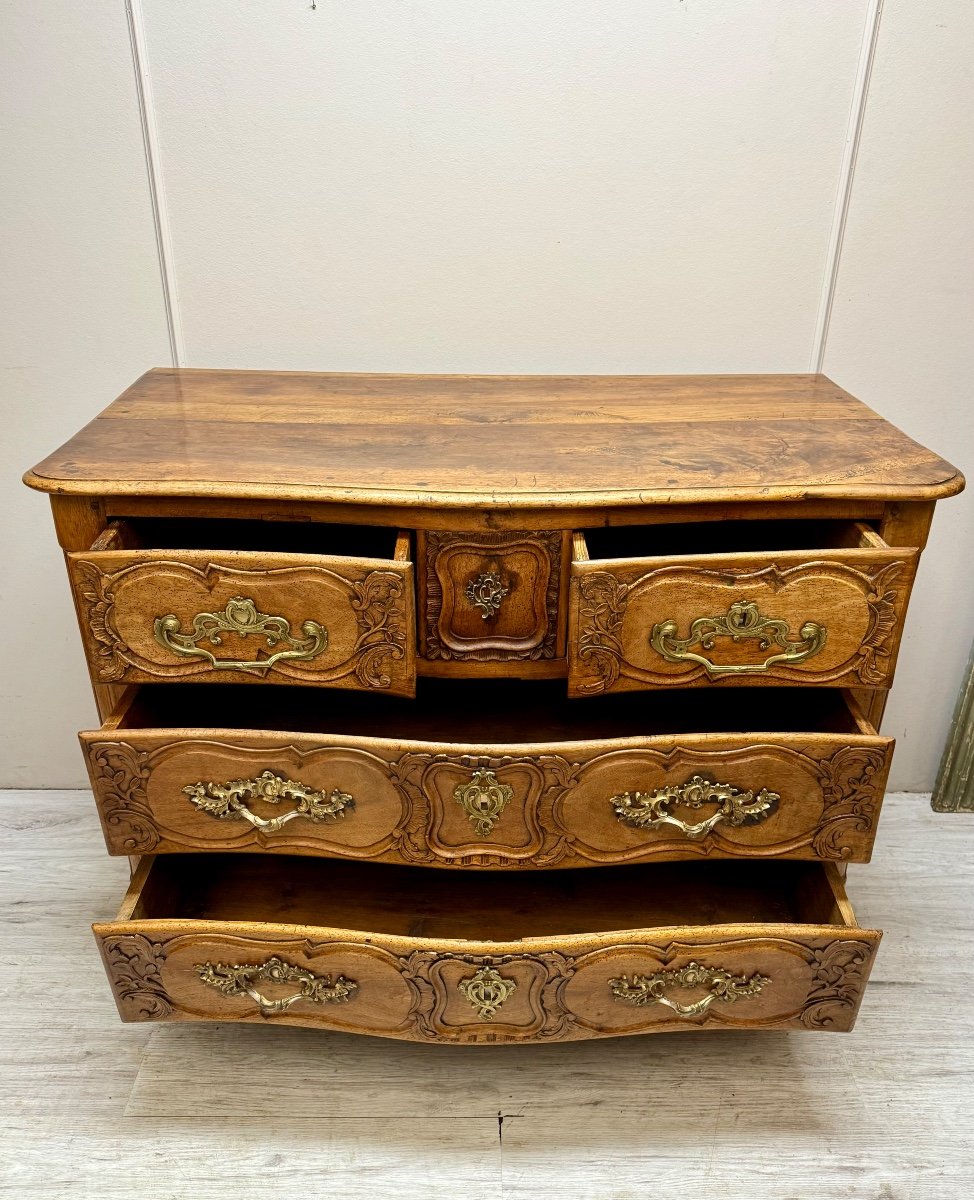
[799,940,875,1029]
[88,741,158,853]
[101,934,172,1019]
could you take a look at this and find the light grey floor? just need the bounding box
[1,790,972,1199]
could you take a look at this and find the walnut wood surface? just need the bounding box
[67,545,416,696]
[93,856,880,1042]
[418,529,567,662]
[568,526,917,695]
[80,687,891,867]
[22,370,966,1044]
[25,370,963,508]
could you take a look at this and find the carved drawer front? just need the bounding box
[94,856,880,1042]
[418,530,567,664]
[568,520,919,696]
[67,523,415,696]
[82,686,891,866]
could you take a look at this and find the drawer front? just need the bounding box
[568,543,918,696]
[82,723,892,866]
[419,530,565,661]
[68,547,416,696]
[94,914,880,1043]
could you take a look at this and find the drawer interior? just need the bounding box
[113,679,874,743]
[91,517,408,561]
[580,518,889,561]
[124,854,858,940]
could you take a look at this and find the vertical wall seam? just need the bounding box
[125,0,184,366]
[810,0,884,374]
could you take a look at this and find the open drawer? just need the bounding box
[67,517,416,696]
[568,518,918,696]
[82,681,892,867]
[94,855,881,1042]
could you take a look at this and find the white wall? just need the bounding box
[2,0,970,788]
[0,3,172,787]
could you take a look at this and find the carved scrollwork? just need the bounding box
[855,562,904,685]
[609,961,771,1018]
[349,570,408,688]
[183,770,354,833]
[102,934,172,1019]
[811,746,885,859]
[650,600,827,675]
[574,571,630,694]
[154,596,328,675]
[799,940,874,1029]
[87,740,159,853]
[611,775,779,840]
[75,560,128,681]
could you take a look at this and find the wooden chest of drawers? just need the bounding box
[26,370,963,1044]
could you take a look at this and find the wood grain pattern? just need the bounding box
[68,546,416,696]
[79,698,892,866]
[25,369,964,507]
[93,856,879,1042]
[419,530,565,662]
[568,530,917,695]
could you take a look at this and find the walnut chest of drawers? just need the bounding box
[26,370,963,1044]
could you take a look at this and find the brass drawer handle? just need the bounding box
[650,599,826,675]
[184,770,354,833]
[609,962,770,1017]
[196,956,357,1016]
[154,596,328,675]
[465,571,509,619]
[611,775,778,840]
[458,965,518,1020]
[453,768,514,837]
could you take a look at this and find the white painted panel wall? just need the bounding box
[0,3,172,787]
[823,0,974,789]
[142,0,867,372]
[2,0,970,789]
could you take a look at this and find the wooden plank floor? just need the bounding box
[1,790,972,1199]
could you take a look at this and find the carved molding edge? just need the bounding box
[88,740,160,853]
[574,559,909,692]
[423,530,562,661]
[101,934,173,1020]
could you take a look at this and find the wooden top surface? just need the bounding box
[25,369,964,509]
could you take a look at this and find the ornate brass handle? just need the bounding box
[184,770,354,833]
[611,775,778,840]
[465,572,508,619]
[609,962,770,1017]
[196,956,357,1016]
[650,599,826,675]
[453,768,514,837]
[153,596,328,675]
